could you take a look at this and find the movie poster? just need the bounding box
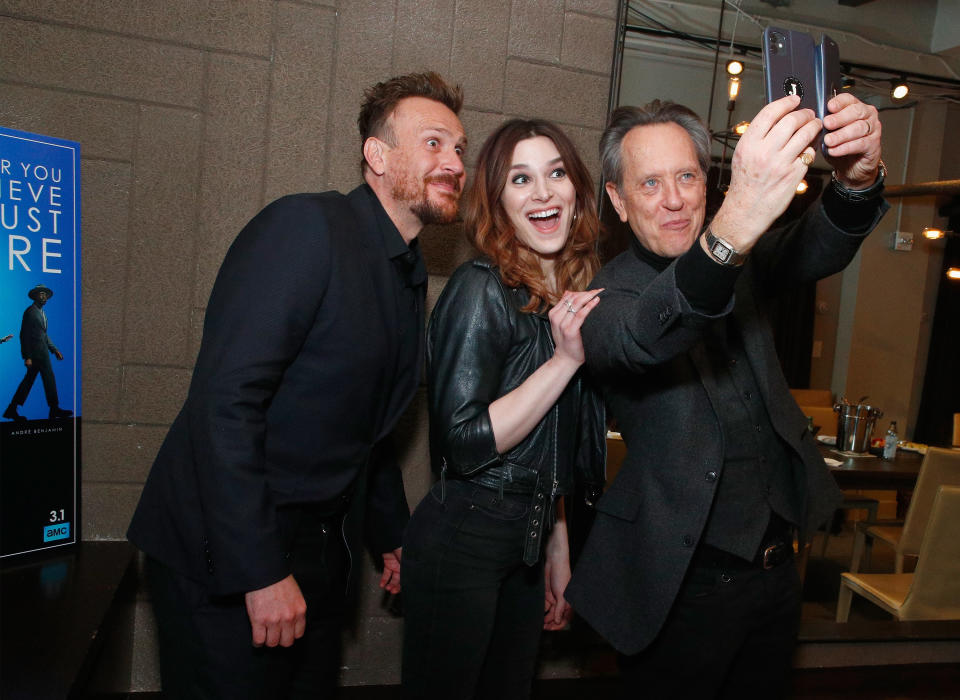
[0,126,81,559]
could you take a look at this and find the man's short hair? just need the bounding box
[357,72,464,173]
[600,100,711,189]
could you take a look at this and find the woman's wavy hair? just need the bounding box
[466,119,601,313]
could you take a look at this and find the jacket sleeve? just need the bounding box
[576,377,606,502]
[427,264,511,476]
[365,435,410,555]
[187,195,333,595]
[582,259,733,378]
[748,194,889,296]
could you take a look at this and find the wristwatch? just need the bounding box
[704,228,746,267]
[830,160,886,202]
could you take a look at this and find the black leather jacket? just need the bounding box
[427,259,606,564]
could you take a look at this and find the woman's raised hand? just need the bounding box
[548,289,602,366]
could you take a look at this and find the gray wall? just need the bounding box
[0,0,619,690]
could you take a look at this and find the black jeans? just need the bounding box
[618,554,802,699]
[146,505,348,699]
[401,480,545,700]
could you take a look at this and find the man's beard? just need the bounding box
[392,173,461,225]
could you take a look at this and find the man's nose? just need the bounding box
[662,181,683,209]
[441,147,465,175]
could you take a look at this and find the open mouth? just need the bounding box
[527,207,561,232]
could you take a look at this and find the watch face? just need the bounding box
[712,241,732,262]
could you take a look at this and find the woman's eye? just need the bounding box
[551,168,566,178]
[511,174,529,185]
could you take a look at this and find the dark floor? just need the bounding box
[89,526,960,700]
[87,664,960,700]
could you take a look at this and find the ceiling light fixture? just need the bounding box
[891,80,909,100]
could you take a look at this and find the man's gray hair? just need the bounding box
[600,100,711,189]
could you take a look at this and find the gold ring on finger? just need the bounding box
[800,151,814,166]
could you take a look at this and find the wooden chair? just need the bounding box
[849,447,960,573]
[836,485,960,622]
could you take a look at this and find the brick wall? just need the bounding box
[0,0,619,689]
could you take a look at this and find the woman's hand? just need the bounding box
[548,289,603,366]
[543,511,573,630]
[488,289,602,454]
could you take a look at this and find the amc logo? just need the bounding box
[43,522,71,542]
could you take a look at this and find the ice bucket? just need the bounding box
[834,399,883,453]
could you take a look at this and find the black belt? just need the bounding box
[691,533,794,571]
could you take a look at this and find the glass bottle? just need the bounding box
[883,420,899,460]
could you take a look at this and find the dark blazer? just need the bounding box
[128,185,418,596]
[19,304,57,360]
[566,198,887,655]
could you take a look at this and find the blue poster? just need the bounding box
[0,126,81,559]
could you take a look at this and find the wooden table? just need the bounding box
[820,444,924,491]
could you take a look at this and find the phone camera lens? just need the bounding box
[769,32,786,55]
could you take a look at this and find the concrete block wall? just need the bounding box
[0,0,618,690]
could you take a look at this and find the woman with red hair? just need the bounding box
[401,119,606,699]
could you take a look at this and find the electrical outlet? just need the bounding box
[890,232,914,251]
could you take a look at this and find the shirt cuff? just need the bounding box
[675,239,741,315]
[822,185,885,234]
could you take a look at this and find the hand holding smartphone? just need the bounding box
[762,27,841,154]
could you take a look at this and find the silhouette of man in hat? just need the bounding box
[3,284,72,421]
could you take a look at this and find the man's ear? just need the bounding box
[605,182,629,223]
[363,137,387,176]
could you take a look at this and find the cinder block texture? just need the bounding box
[459,108,512,167]
[263,4,337,203]
[119,366,191,425]
[81,483,145,539]
[508,0,565,63]
[451,0,511,111]
[0,0,275,57]
[566,0,620,18]
[194,54,271,307]
[0,85,137,161]
[83,423,167,483]
[82,160,132,370]
[420,220,472,277]
[395,388,432,506]
[504,59,609,127]
[562,12,617,74]
[123,107,201,367]
[0,17,203,107]
[82,366,122,423]
[324,1,397,190]
[392,0,456,77]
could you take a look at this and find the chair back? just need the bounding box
[900,486,960,620]
[899,448,960,557]
[789,389,833,407]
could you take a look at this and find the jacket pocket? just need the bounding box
[594,486,642,522]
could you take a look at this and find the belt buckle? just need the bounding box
[762,543,782,570]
